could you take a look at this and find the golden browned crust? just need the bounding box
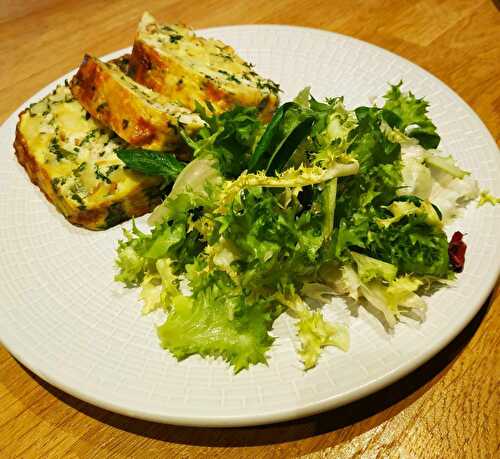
[70,54,192,151]
[13,112,162,230]
[128,40,279,122]
[128,41,176,96]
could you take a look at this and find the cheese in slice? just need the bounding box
[128,12,279,122]
[14,84,165,230]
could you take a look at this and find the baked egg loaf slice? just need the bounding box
[14,84,164,230]
[128,12,279,122]
[70,54,205,151]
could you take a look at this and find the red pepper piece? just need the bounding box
[448,231,467,273]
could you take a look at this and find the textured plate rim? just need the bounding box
[0,24,498,427]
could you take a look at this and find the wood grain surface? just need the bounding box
[1,1,499,457]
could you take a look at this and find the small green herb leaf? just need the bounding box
[116,148,185,181]
[248,102,315,175]
[169,34,183,43]
[248,102,294,172]
[49,138,76,161]
[266,115,315,175]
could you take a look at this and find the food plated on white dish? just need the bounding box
[0,16,498,426]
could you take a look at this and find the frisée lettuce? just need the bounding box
[115,83,479,372]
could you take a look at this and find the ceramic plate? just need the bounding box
[0,25,499,427]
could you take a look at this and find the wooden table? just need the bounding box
[1,1,499,457]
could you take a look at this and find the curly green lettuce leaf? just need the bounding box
[169,158,221,199]
[115,221,150,286]
[398,154,433,200]
[276,292,348,369]
[428,167,479,223]
[293,86,311,107]
[157,266,280,373]
[216,187,326,289]
[478,190,500,207]
[376,199,442,229]
[301,282,338,303]
[297,310,349,369]
[115,195,207,287]
[139,273,164,314]
[350,251,397,283]
[144,222,185,260]
[331,263,426,327]
[183,105,263,178]
[383,82,440,149]
[217,162,358,212]
[148,159,222,226]
[359,275,426,327]
[424,153,470,179]
[333,202,450,277]
[335,106,403,226]
[349,106,401,173]
[308,96,358,168]
[398,144,478,222]
[139,258,181,314]
[115,244,146,287]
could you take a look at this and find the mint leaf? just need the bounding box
[116,148,185,180]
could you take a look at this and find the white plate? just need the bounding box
[0,25,499,427]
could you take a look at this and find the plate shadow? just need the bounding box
[12,293,491,448]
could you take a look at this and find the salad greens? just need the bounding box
[478,190,500,206]
[115,83,479,372]
[382,82,440,149]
